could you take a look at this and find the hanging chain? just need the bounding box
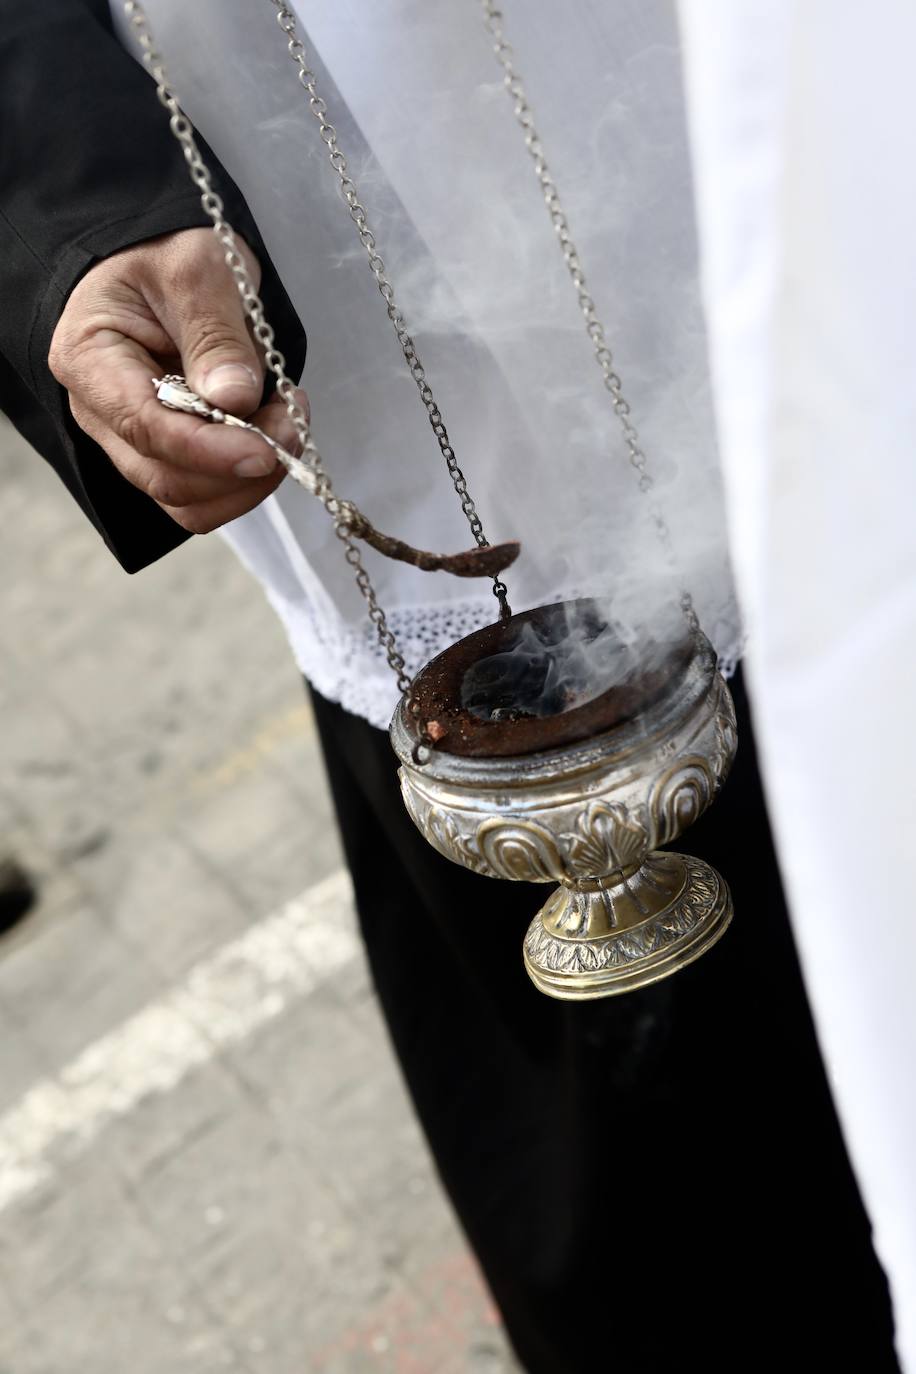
[267,1,510,623]
[122,1,414,702]
[479,2,700,636]
[121,0,700,756]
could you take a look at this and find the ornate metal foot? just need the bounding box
[523,853,732,1000]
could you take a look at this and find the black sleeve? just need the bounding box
[0,0,306,572]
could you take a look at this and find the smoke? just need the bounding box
[116,0,741,679]
[339,22,738,666]
[461,598,684,721]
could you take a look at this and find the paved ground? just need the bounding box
[0,419,519,1373]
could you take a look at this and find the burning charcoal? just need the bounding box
[460,601,644,723]
[460,637,551,720]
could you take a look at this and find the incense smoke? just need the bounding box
[461,598,684,721]
[114,1,743,687]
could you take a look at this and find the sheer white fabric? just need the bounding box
[109,1,916,1357]
[679,3,916,1366]
[112,0,740,728]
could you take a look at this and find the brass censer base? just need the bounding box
[390,602,737,1001]
[524,853,731,1000]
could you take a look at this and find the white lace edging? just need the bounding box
[264,587,505,730]
[260,583,744,731]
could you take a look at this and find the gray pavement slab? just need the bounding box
[0,419,520,1373]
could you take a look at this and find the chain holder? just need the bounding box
[479,2,701,637]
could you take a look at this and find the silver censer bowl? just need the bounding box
[390,602,738,1000]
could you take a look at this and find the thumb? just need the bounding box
[171,259,264,418]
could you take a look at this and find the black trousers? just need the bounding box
[310,675,899,1373]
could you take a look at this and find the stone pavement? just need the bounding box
[0,419,520,1373]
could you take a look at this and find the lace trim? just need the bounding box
[262,588,503,729]
[259,584,744,731]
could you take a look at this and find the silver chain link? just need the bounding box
[122,1,414,700]
[479,2,700,635]
[267,2,509,622]
[124,0,699,732]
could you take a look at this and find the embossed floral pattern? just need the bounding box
[648,756,714,847]
[477,818,565,882]
[400,778,494,876]
[524,857,725,976]
[566,800,649,876]
[399,671,735,887]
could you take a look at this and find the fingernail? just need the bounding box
[234,453,275,478]
[203,363,260,405]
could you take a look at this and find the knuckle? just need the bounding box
[113,395,158,455]
[237,236,262,288]
[159,233,208,288]
[117,410,148,455]
[47,329,76,386]
[67,393,92,433]
[186,430,246,482]
[146,469,189,509]
[184,422,222,468]
[184,321,249,365]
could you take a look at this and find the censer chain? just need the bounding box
[152,375,518,582]
[267,2,510,624]
[123,0,702,762]
[123,2,421,714]
[479,2,700,638]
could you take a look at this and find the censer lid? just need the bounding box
[403,599,696,759]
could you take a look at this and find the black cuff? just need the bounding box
[4,183,306,574]
[0,0,306,572]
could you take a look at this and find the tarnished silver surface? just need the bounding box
[391,635,737,999]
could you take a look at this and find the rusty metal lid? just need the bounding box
[402,600,696,759]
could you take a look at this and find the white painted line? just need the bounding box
[0,868,358,1214]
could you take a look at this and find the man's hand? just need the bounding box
[49,228,309,535]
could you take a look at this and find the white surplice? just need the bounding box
[112,2,916,1366]
[111,0,739,728]
[679,3,916,1367]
